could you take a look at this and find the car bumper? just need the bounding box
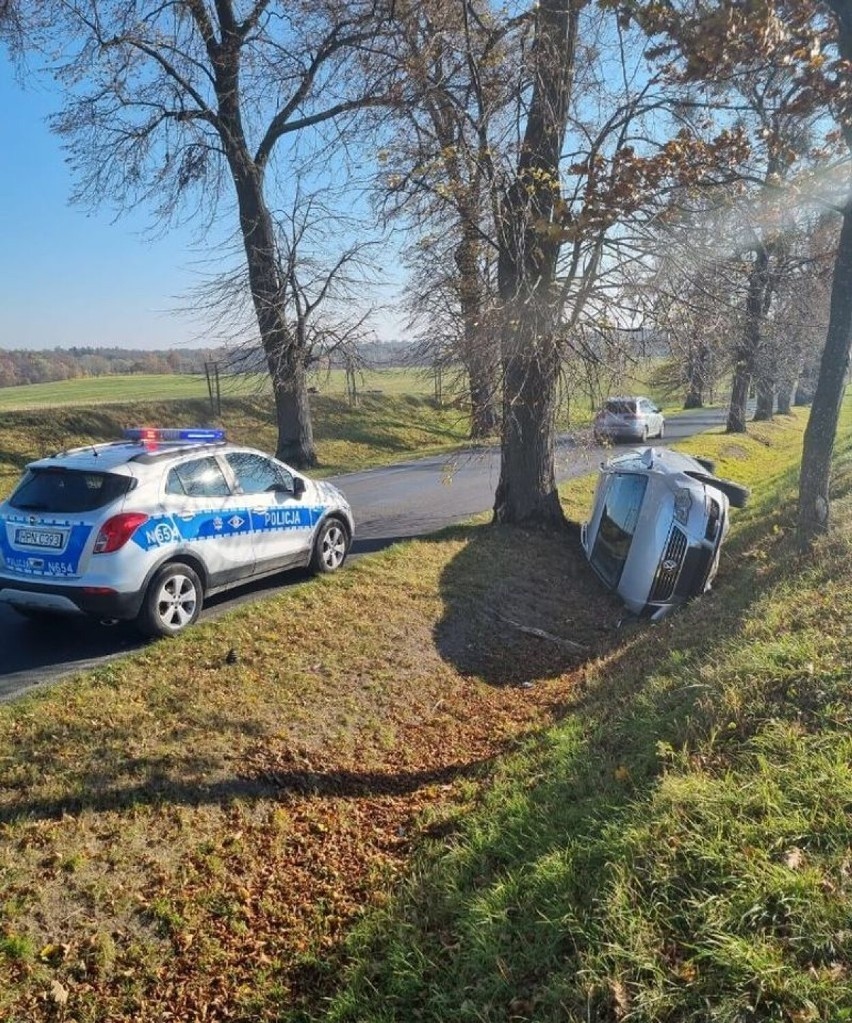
[0,577,144,620]
[595,423,647,441]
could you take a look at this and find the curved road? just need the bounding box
[0,407,730,700]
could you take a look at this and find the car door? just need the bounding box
[161,454,255,587]
[223,451,318,574]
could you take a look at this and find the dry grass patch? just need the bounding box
[0,521,623,1022]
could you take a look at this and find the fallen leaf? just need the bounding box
[784,846,805,870]
[49,979,69,1007]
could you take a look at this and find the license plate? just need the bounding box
[14,528,65,549]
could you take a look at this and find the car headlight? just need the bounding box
[674,488,693,524]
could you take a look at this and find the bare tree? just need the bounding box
[377,0,523,439]
[798,0,852,544]
[625,0,852,545]
[648,195,743,410]
[25,0,394,467]
[490,2,747,524]
[192,185,380,394]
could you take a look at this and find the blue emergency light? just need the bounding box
[123,427,226,443]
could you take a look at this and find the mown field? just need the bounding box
[0,368,448,412]
[1,400,850,1022]
[0,360,665,496]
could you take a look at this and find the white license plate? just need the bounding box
[15,528,65,549]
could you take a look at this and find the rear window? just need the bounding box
[10,469,133,513]
[605,400,636,415]
[590,473,648,586]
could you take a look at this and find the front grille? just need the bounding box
[674,546,716,598]
[650,526,687,602]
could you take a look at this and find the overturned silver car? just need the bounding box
[581,447,748,620]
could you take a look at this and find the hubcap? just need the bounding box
[322,525,346,569]
[156,574,197,630]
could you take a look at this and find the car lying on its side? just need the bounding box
[581,446,748,619]
[0,427,354,637]
[593,396,665,444]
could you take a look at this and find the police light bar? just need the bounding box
[123,428,226,443]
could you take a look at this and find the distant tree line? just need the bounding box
[0,347,220,388]
[0,341,421,390]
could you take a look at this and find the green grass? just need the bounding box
[0,368,448,412]
[0,374,213,410]
[0,360,667,420]
[323,406,852,1022]
[1,394,844,1021]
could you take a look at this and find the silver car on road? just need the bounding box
[593,396,665,444]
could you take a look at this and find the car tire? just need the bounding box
[137,562,203,638]
[713,478,749,509]
[658,421,665,439]
[310,517,349,574]
[686,471,750,509]
[642,426,649,442]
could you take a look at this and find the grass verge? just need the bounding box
[0,393,470,499]
[1,406,847,1022]
[324,407,852,1023]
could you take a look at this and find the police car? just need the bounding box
[581,446,748,619]
[0,428,354,637]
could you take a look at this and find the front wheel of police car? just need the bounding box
[137,562,203,638]
[310,518,349,574]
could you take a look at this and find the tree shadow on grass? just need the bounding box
[2,472,844,1023]
[0,753,492,826]
[432,520,626,686]
[325,488,846,1022]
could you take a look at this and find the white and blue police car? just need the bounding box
[0,428,354,637]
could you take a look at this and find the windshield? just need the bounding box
[605,400,636,415]
[10,468,133,514]
[590,473,648,586]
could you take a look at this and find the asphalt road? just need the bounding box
[0,407,730,701]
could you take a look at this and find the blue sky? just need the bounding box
[1,31,415,354]
[0,56,217,350]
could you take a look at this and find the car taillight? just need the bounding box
[93,513,149,554]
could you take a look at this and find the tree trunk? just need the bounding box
[796,200,852,547]
[218,56,316,468]
[493,328,563,524]
[726,360,752,432]
[469,359,500,438]
[726,247,769,433]
[230,170,316,466]
[684,341,708,409]
[754,380,775,421]
[267,343,316,466]
[455,223,499,439]
[794,379,815,406]
[493,0,579,526]
[777,377,795,415]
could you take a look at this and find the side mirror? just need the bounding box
[292,476,306,499]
